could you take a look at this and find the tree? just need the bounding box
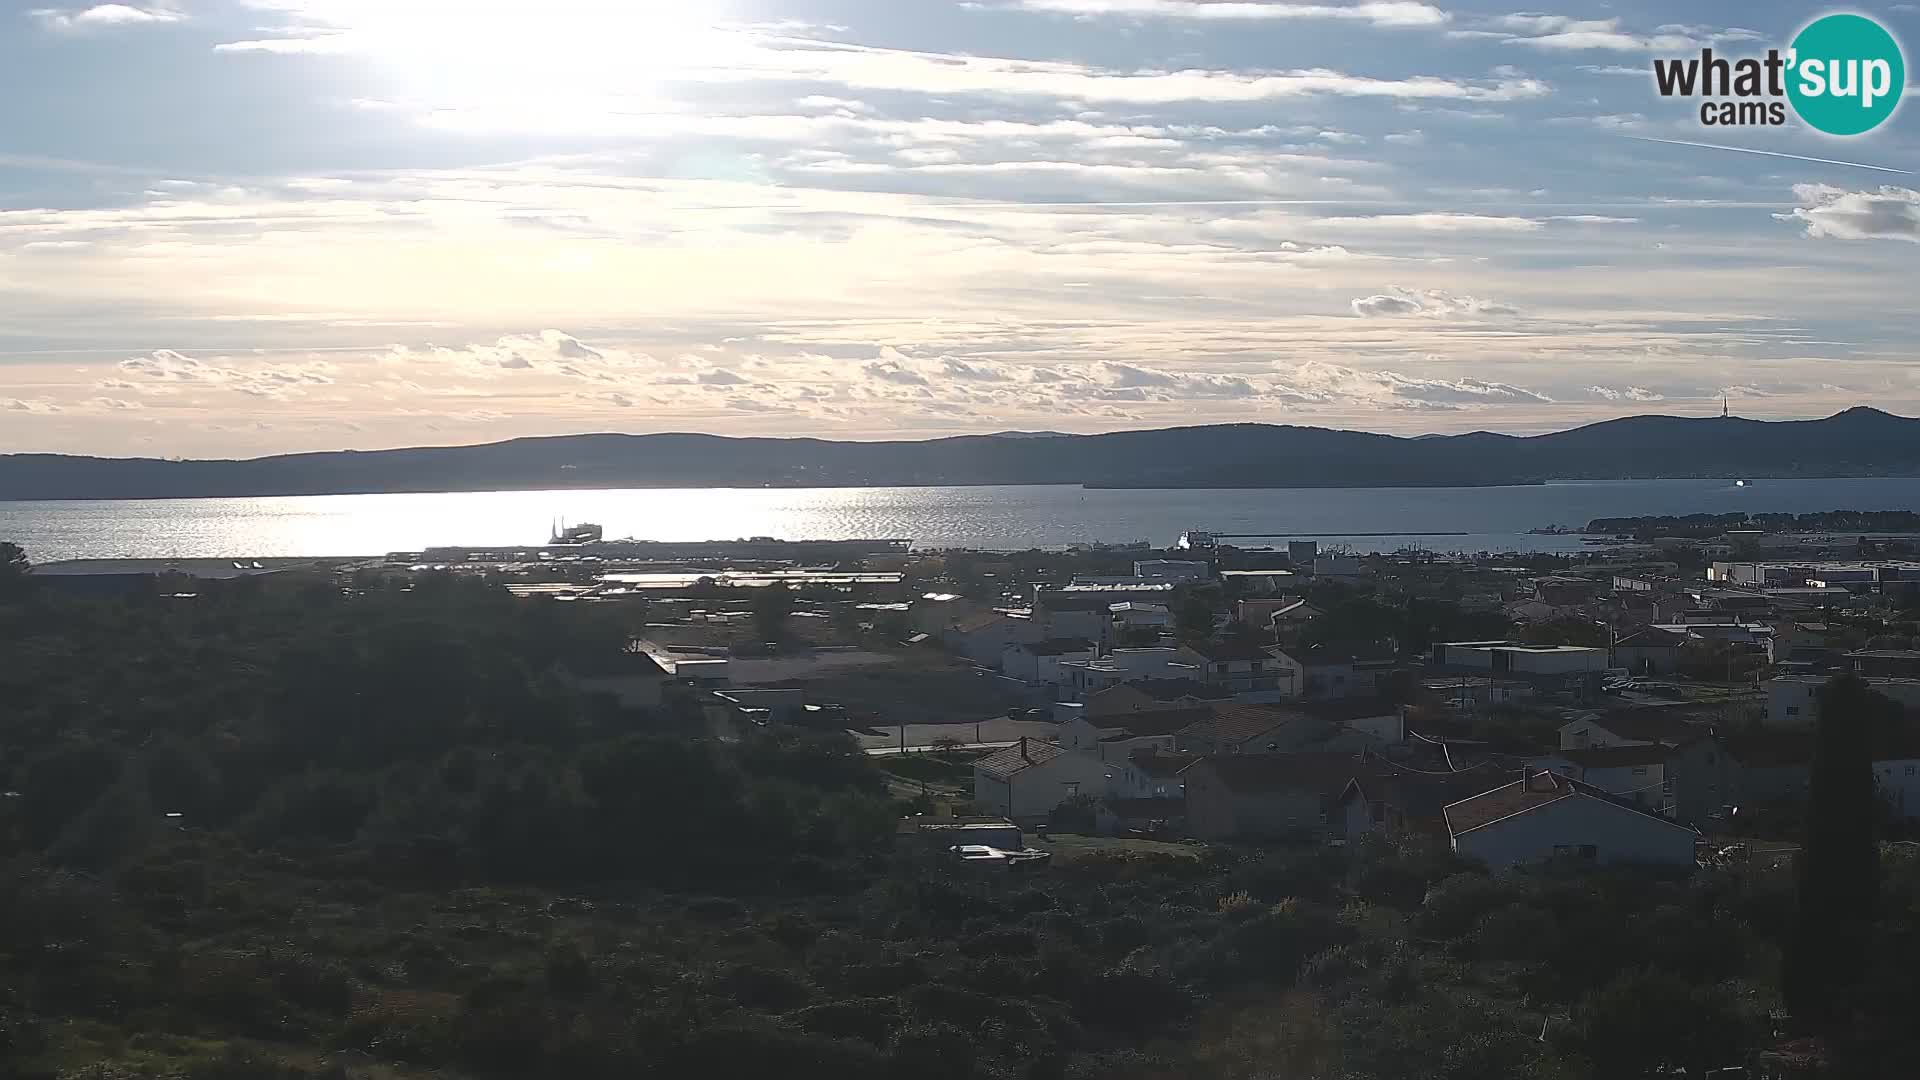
[0,541,29,601]
[1174,593,1217,640]
[752,586,796,642]
[1784,675,1883,1022]
[1518,617,1609,648]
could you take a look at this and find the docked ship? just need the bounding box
[549,520,604,545]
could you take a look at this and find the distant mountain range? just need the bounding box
[4,407,1919,500]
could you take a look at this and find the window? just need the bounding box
[1908,766,1916,777]
[1578,845,1598,860]
[1632,767,1648,776]
[1786,706,1800,716]
[1063,782,1079,797]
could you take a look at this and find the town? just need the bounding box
[9,519,1920,1078]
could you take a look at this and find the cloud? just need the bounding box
[117,350,335,398]
[1311,212,1543,233]
[1586,385,1663,401]
[1777,185,1920,244]
[1007,0,1451,28]
[1471,14,1696,52]
[2,398,63,414]
[29,4,181,31]
[1350,288,1519,317]
[1278,361,1550,407]
[220,18,1549,105]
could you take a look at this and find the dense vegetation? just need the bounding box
[1585,510,1920,537]
[5,548,1920,1078]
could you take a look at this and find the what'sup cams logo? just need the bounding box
[1652,12,1905,135]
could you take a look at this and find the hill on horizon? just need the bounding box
[3,407,1918,501]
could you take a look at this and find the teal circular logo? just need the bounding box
[1787,13,1905,136]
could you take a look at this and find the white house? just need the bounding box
[1525,745,1670,810]
[972,738,1145,823]
[1177,640,1288,694]
[943,609,1041,667]
[1058,706,1210,761]
[1001,637,1098,686]
[1444,771,1700,871]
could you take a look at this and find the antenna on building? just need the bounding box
[1721,392,1729,419]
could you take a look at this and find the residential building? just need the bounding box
[559,648,672,709]
[1774,620,1834,655]
[1763,675,1825,727]
[1217,568,1298,595]
[1536,576,1601,605]
[1875,758,1920,820]
[1722,731,1815,805]
[1185,751,1383,841]
[1109,602,1173,631]
[1133,559,1211,584]
[1610,626,1686,675]
[1032,593,1112,649]
[1762,674,1920,727]
[1058,646,1193,698]
[1664,735,1734,827]
[1177,639,1287,694]
[943,609,1040,667]
[1312,555,1367,583]
[1444,771,1700,871]
[1525,745,1670,810]
[1297,698,1407,745]
[1558,710,1711,750]
[1433,641,1610,676]
[909,592,967,637]
[1001,637,1098,686]
[1083,678,1230,718]
[1174,702,1333,755]
[1849,649,1920,679]
[972,738,1123,824]
[1058,707,1211,762]
[1272,645,1396,701]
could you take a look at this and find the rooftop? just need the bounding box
[1179,702,1316,744]
[974,739,1068,780]
[1548,744,1672,768]
[1182,639,1276,663]
[1097,707,1217,739]
[1194,751,1382,796]
[1444,771,1696,837]
[1018,637,1096,657]
[1129,751,1205,778]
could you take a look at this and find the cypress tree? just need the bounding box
[1783,675,1884,1022]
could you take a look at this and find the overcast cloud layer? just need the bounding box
[2,0,1918,455]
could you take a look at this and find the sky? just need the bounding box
[2,0,1919,457]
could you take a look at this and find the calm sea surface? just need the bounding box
[5,478,1920,561]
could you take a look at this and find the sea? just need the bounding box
[6,477,1920,562]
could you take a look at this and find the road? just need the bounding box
[866,740,1021,756]
[850,716,1058,754]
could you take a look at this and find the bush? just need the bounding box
[662,1022,888,1080]
[712,963,814,1012]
